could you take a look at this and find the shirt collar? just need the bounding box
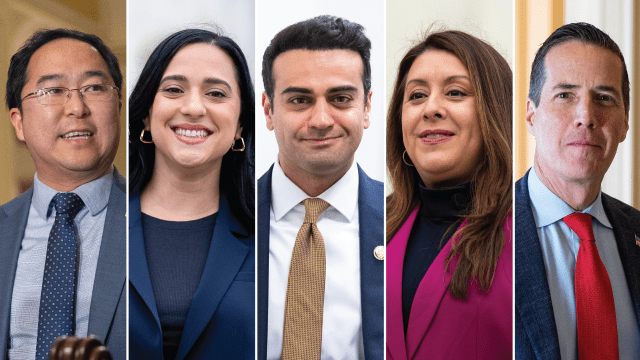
[271,160,359,222]
[32,166,115,219]
[528,167,611,229]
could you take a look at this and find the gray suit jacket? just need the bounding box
[0,169,126,360]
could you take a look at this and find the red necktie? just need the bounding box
[563,213,619,360]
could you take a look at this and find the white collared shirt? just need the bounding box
[267,161,363,360]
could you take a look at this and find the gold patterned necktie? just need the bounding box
[282,198,330,360]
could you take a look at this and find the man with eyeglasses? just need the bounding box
[0,29,125,360]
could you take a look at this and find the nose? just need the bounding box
[422,92,447,121]
[308,99,334,129]
[181,91,206,118]
[573,97,597,128]
[64,89,90,118]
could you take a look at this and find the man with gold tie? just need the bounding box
[257,15,384,360]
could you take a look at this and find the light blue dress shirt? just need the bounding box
[9,169,113,360]
[528,168,640,360]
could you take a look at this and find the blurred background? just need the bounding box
[386,0,514,194]
[0,0,126,205]
[515,0,640,208]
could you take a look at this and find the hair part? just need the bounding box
[386,30,513,300]
[261,15,372,109]
[128,28,255,232]
[6,28,123,111]
[528,22,630,116]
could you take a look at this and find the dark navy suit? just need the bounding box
[515,170,640,359]
[129,193,254,360]
[257,164,384,360]
[0,170,126,360]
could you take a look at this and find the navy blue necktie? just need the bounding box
[36,193,84,360]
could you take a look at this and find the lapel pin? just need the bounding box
[635,234,640,248]
[373,245,385,261]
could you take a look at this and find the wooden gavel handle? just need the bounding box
[49,335,113,360]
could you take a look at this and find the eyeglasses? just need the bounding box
[21,84,119,105]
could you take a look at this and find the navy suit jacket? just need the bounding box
[129,193,255,360]
[0,169,126,360]
[515,170,640,359]
[257,164,384,360]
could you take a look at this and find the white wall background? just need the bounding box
[565,0,636,205]
[255,0,385,182]
[385,0,514,193]
[127,0,255,98]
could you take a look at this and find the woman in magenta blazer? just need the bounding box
[386,30,513,359]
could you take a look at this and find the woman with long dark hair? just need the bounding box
[128,29,255,360]
[386,30,512,359]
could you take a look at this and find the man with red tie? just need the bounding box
[515,23,640,360]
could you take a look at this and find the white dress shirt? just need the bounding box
[267,161,364,360]
[528,168,640,360]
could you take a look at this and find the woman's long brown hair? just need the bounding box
[386,30,512,300]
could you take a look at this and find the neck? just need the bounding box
[278,155,352,197]
[141,160,221,221]
[37,165,112,192]
[534,160,600,211]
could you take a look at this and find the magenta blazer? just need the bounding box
[386,208,512,360]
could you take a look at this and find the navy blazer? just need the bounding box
[257,164,384,360]
[0,169,126,360]
[129,193,255,360]
[515,170,640,359]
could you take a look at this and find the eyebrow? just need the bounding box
[281,86,313,95]
[35,71,110,87]
[36,74,64,86]
[406,75,470,87]
[160,75,232,91]
[552,83,622,96]
[82,70,109,81]
[281,85,359,96]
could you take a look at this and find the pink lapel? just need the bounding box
[386,207,419,360]
[405,219,468,359]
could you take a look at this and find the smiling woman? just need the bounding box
[127,29,255,360]
[385,30,513,359]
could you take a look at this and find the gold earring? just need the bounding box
[231,137,245,152]
[403,150,414,167]
[140,129,153,144]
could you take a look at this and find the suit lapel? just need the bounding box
[357,167,384,360]
[176,195,249,360]
[0,189,32,358]
[405,219,466,360]
[87,171,126,342]
[257,167,273,360]
[128,193,162,338]
[386,207,418,360]
[514,171,561,360]
[602,194,640,326]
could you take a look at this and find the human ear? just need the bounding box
[525,98,536,136]
[10,108,25,142]
[263,92,274,131]
[363,91,372,129]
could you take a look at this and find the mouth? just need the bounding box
[303,136,340,146]
[420,129,454,144]
[171,125,213,138]
[61,131,93,140]
[567,140,602,148]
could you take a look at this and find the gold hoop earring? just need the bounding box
[403,150,414,167]
[231,137,245,152]
[140,129,153,144]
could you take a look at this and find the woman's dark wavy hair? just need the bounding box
[386,30,512,300]
[129,29,255,232]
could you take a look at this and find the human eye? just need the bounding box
[332,95,354,105]
[446,89,468,98]
[160,86,184,96]
[289,96,310,105]
[206,89,227,98]
[83,84,108,93]
[41,87,65,96]
[554,92,574,102]
[408,91,427,101]
[595,93,617,105]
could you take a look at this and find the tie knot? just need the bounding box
[52,192,85,219]
[303,198,330,224]
[563,212,595,242]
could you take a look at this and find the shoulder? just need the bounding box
[0,188,33,219]
[602,192,640,220]
[258,165,273,206]
[357,165,383,210]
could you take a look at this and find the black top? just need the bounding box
[142,212,217,360]
[402,182,471,333]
